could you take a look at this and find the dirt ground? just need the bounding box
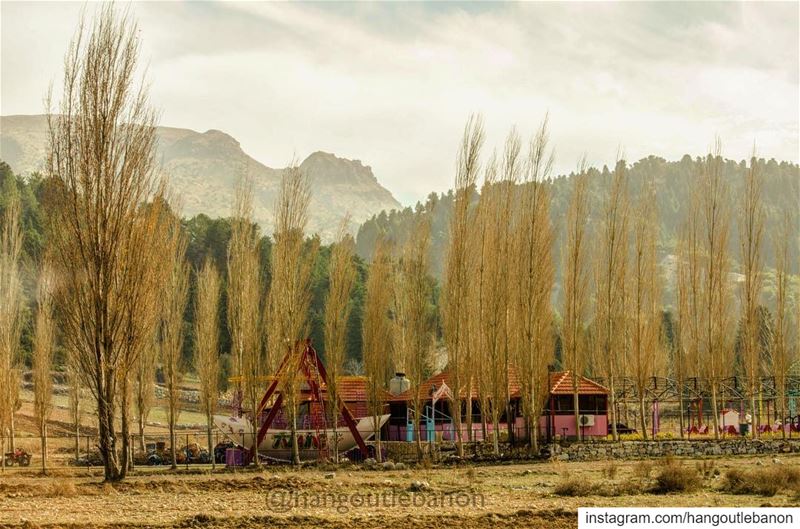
[1,454,798,529]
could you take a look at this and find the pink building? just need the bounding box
[384,369,609,442]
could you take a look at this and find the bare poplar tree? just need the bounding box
[66,355,82,462]
[227,177,262,463]
[594,158,629,440]
[474,130,520,454]
[442,115,484,457]
[195,258,221,465]
[698,140,733,440]
[563,160,591,440]
[267,165,318,466]
[771,214,793,438]
[324,217,357,462]
[630,179,661,439]
[134,334,158,451]
[511,118,555,453]
[677,185,704,440]
[393,214,434,461]
[160,219,189,469]
[738,153,765,437]
[363,238,394,463]
[0,189,22,472]
[46,5,166,480]
[469,154,498,443]
[33,263,56,473]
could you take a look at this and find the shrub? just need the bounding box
[45,481,78,498]
[652,463,702,493]
[696,460,716,479]
[633,461,654,479]
[723,467,800,497]
[554,477,595,497]
[723,469,779,496]
[602,462,619,479]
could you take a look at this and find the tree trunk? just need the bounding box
[41,424,47,475]
[454,396,464,458]
[609,375,618,440]
[751,393,758,439]
[207,416,215,470]
[74,409,80,463]
[290,414,300,466]
[9,413,15,452]
[138,412,146,452]
[710,384,720,440]
[414,400,423,461]
[639,396,648,440]
[374,413,383,463]
[492,408,500,456]
[98,389,121,482]
[678,378,685,440]
[169,402,177,470]
[573,389,581,442]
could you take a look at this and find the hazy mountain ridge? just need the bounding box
[0,114,401,240]
[355,155,800,305]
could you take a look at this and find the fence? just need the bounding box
[0,428,233,472]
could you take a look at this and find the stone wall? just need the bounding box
[383,439,800,463]
[546,439,800,462]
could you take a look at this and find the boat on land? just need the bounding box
[214,413,390,459]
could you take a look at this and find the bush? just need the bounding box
[45,481,78,498]
[652,463,702,494]
[696,460,717,479]
[723,467,800,497]
[602,462,619,479]
[633,461,654,479]
[554,477,595,497]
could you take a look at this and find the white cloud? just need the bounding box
[2,1,797,204]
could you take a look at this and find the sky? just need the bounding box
[2,1,798,205]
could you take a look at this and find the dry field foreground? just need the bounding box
[1,454,799,529]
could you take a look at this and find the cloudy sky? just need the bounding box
[2,1,798,204]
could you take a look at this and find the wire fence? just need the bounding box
[0,429,233,472]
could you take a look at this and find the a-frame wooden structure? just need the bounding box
[252,339,369,460]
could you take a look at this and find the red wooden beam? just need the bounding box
[255,393,284,450]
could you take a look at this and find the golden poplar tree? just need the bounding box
[227,178,262,462]
[630,179,661,439]
[594,158,629,440]
[442,115,484,456]
[393,214,434,460]
[363,238,394,463]
[160,219,189,469]
[738,154,765,436]
[0,188,22,471]
[563,161,590,440]
[324,218,357,462]
[195,258,221,466]
[46,5,167,480]
[511,118,555,452]
[698,140,733,440]
[32,263,55,473]
[268,165,318,466]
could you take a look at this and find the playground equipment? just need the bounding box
[214,339,388,463]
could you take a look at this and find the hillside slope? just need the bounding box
[0,114,401,240]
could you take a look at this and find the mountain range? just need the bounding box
[0,115,400,240]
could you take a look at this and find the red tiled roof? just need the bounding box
[549,371,609,395]
[299,376,391,403]
[389,369,608,402]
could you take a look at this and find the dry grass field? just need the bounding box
[1,454,798,529]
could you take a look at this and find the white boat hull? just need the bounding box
[214,413,390,458]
